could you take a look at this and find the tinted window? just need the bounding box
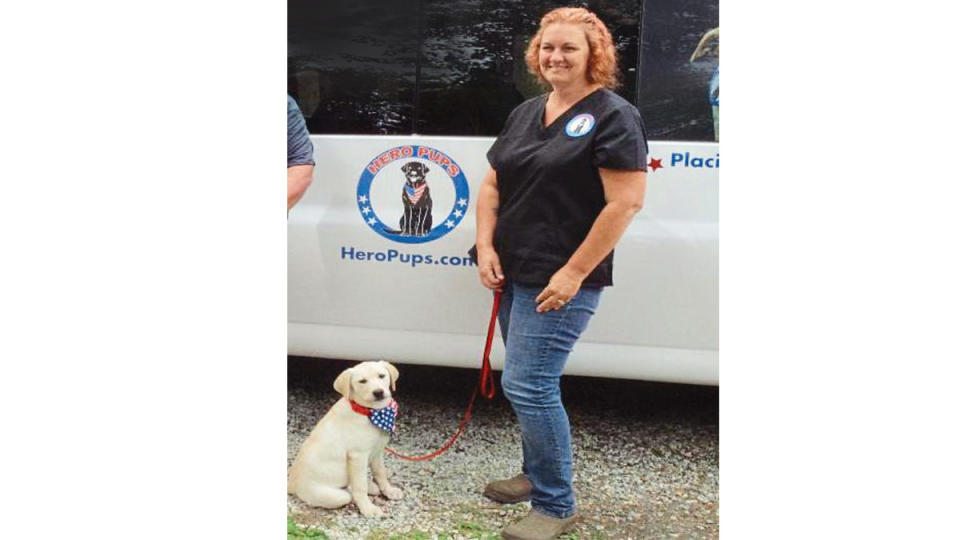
[416,0,640,136]
[288,0,418,135]
[637,0,719,141]
[288,0,641,136]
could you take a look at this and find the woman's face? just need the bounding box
[538,23,591,88]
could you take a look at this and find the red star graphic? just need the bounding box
[648,158,663,172]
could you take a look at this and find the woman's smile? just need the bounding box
[538,22,591,85]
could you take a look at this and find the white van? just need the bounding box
[287,0,718,385]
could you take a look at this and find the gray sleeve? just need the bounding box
[288,95,315,167]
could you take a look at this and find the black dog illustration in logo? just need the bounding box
[396,161,433,236]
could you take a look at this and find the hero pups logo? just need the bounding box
[357,145,470,244]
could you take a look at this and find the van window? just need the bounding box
[637,0,720,141]
[288,0,641,137]
[415,0,640,136]
[287,0,418,135]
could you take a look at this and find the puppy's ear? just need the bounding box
[423,165,429,174]
[380,361,399,392]
[333,368,353,400]
[401,162,411,173]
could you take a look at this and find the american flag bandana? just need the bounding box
[404,183,426,205]
[350,399,398,433]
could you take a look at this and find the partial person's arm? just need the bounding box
[475,167,505,290]
[535,167,646,312]
[287,96,315,212]
[287,165,314,210]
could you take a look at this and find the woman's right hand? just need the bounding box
[476,246,505,290]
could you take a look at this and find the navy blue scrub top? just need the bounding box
[483,88,648,288]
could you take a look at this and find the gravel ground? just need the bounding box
[288,357,718,539]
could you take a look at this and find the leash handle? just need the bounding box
[479,289,501,400]
[385,289,501,461]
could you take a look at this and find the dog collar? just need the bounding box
[349,399,398,433]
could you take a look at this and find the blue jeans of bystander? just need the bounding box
[497,281,602,519]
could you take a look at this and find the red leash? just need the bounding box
[385,289,501,461]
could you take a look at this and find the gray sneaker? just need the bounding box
[501,510,579,540]
[483,473,532,503]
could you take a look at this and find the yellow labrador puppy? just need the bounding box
[288,361,403,517]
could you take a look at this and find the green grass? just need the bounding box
[455,520,499,539]
[288,516,330,539]
[364,518,499,540]
[366,531,435,540]
[289,502,581,540]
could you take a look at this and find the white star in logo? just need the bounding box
[358,195,368,204]
[457,198,467,207]
[454,209,463,218]
[367,217,377,225]
[362,206,371,214]
[445,220,455,228]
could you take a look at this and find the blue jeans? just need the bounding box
[497,281,602,519]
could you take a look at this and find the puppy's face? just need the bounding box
[333,361,399,409]
[401,162,429,183]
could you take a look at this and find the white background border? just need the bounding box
[2,1,285,537]
[2,0,959,537]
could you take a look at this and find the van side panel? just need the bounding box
[288,136,718,384]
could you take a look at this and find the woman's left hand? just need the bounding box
[535,266,585,313]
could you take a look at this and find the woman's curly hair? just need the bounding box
[524,7,619,89]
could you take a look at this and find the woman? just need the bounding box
[473,7,648,540]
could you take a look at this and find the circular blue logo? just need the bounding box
[356,145,470,244]
[565,113,596,137]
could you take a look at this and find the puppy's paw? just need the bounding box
[367,480,381,496]
[358,503,385,518]
[382,486,404,500]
